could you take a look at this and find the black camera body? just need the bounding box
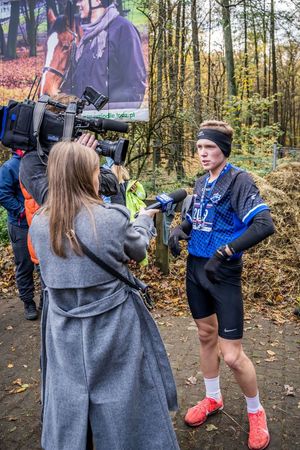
[0,86,129,165]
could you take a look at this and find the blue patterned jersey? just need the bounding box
[186,165,269,258]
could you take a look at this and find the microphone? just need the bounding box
[145,189,187,212]
[100,118,128,133]
[78,117,129,133]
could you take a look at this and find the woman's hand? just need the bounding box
[138,208,160,218]
[77,133,98,150]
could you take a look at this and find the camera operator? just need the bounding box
[19,132,119,203]
[19,132,119,264]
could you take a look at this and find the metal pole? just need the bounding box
[272,143,277,170]
[152,142,156,191]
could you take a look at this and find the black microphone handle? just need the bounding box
[145,201,163,210]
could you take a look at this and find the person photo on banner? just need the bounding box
[62,0,147,109]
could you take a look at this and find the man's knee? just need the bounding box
[195,320,218,346]
[222,346,244,371]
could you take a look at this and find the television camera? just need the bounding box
[0,85,129,165]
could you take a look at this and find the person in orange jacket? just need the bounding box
[0,149,38,319]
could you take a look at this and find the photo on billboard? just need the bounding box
[0,0,149,122]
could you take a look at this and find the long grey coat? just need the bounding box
[30,204,179,450]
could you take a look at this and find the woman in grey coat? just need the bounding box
[30,141,179,450]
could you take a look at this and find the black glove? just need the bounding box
[204,246,230,284]
[168,221,191,257]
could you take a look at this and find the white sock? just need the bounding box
[204,376,222,401]
[245,393,262,413]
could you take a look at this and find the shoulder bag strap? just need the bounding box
[75,233,139,291]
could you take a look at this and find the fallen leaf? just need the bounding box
[8,417,17,421]
[206,424,218,432]
[267,350,276,356]
[9,426,17,432]
[7,363,14,369]
[284,385,295,396]
[265,357,277,362]
[6,325,13,330]
[9,383,29,394]
[185,376,197,385]
[259,342,265,346]
[12,378,22,386]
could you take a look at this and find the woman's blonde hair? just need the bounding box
[43,141,101,257]
[199,120,234,139]
[111,164,130,184]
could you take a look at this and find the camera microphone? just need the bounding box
[81,117,128,133]
[100,118,128,133]
[145,189,187,212]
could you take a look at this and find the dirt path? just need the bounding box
[1,294,299,450]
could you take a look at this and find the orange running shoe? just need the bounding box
[184,397,223,427]
[248,408,270,450]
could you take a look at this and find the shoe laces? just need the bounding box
[194,397,213,412]
[27,303,36,312]
[249,410,266,433]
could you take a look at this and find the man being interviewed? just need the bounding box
[169,120,275,450]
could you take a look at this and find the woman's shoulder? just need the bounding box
[30,211,48,239]
[31,210,48,226]
[97,203,131,220]
[78,204,131,227]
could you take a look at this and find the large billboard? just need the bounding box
[0,0,149,121]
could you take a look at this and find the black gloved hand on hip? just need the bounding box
[168,221,191,257]
[204,246,230,284]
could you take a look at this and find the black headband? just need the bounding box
[197,128,232,157]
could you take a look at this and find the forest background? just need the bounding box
[0,0,300,240]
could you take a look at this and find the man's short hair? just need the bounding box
[199,120,233,139]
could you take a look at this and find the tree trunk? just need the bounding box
[243,0,250,100]
[23,0,37,57]
[250,1,260,94]
[175,0,186,179]
[270,0,278,123]
[207,0,212,110]
[155,0,166,166]
[221,0,237,98]
[0,24,6,55]
[191,0,201,126]
[262,0,268,126]
[167,0,181,173]
[5,1,20,60]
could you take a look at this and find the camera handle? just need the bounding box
[63,102,77,140]
[33,95,49,157]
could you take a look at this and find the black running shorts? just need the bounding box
[186,254,244,340]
